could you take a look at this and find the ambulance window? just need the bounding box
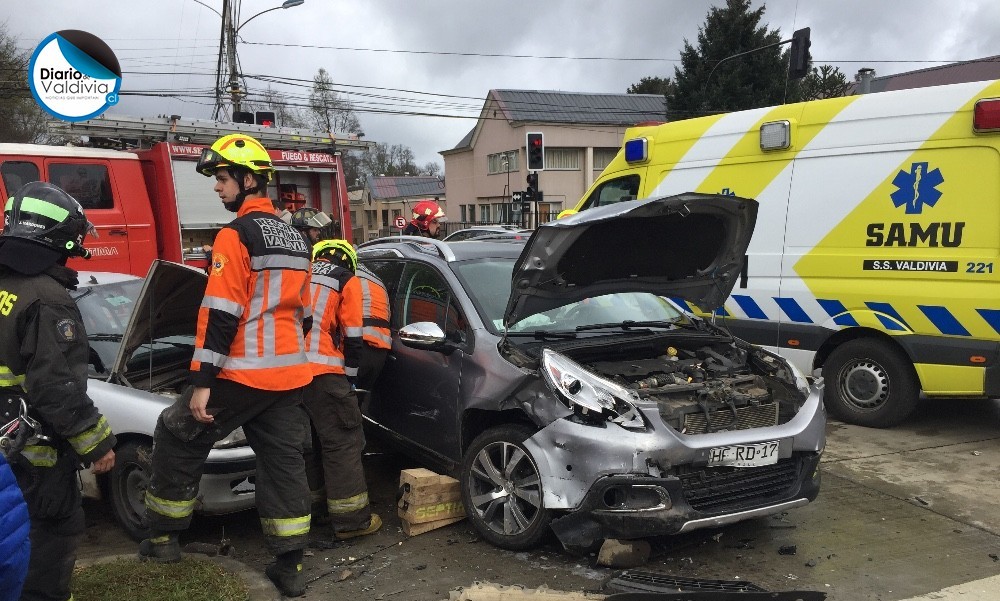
[49,163,114,209]
[582,174,640,209]
[1,161,40,198]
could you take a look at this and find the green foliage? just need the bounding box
[667,0,803,119]
[799,64,852,100]
[0,23,50,143]
[627,76,674,97]
[72,557,248,601]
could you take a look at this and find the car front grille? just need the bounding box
[678,456,801,513]
[681,402,779,435]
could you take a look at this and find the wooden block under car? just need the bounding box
[401,515,465,536]
[398,468,466,525]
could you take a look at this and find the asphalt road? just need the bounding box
[76,397,1000,601]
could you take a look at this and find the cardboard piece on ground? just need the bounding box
[448,582,606,601]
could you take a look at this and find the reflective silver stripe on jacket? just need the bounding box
[68,415,112,456]
[307,281,335,359]
[305,351,345,367]
[201,295,245,317]
[20,444,57,467]
[311,272,342,292]
[250,254,311,271]
[344,326,363,337]
[223,352,310,370]
[364,330,393,347]
[193,348,228,367]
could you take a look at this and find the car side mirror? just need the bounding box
[399,322,452,352]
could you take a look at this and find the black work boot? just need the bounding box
[266,550,306,597]
[138,534,181,563]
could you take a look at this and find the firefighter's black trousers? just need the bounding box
[13,449,85,601]
[303,373,371,533]
[145,379,311,556]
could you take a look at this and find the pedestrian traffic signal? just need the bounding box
[526,172,538,202]
[526,132,544,171]
[788,27,811,80]
[255,111,277,127]
[233,111,254,124]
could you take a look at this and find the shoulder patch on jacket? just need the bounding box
[56,318,77,341]
[211,253,229,276]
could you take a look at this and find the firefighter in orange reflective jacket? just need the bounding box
[302,239,382,543]
[139,134,314,598]
[355,263,391,390]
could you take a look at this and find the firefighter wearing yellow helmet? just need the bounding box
[196,133,275,212]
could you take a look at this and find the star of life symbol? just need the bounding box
[890,162,943,214]
[719,188,736,196]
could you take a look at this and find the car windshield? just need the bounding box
[73,278,195,377]
[452,258,687,334]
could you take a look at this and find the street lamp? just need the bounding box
[501,154,511,225]
[194,0,306,117]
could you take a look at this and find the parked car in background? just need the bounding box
[358,193,826,553]
[73,261,256,540]
[442,225,531,242]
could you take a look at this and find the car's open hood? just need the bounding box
[110,260,207,379]
[504,192,758,327]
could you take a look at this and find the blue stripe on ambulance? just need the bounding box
[817,299,859,327]
[773,297,813,323]
[864,302,909,331]
[977,309,1000,335]
[918,305,971,336]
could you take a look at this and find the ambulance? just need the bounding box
[575,79,1000,428]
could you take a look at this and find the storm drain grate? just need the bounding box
[605,570,767,593]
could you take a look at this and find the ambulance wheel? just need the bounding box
[823,339,918,428]
[461,425,551,550]
[109,440,153,541]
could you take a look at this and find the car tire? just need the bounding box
[460,425,551,550]
[108,440,153,541]
[823,338,918,428]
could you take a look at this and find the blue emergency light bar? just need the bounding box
[624,138,648,163]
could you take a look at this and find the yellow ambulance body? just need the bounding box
[576,79,1000,427]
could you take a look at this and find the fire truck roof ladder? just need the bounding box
[47,114,374,153]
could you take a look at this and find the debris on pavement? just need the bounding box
[448,582,605,600]
[595,539,651,568]
[779,545,798,555]
[604,570,767,594]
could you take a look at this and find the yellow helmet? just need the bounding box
[312,238,357,271]
[196,133,274,181]
[556,209,578,219]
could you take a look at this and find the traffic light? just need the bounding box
[788,27,811,80]
[233,111,254,124]
[526,172,538,201]
[526,132,544,171]
[255,111,277,127]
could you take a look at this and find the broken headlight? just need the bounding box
[541,348,645,430]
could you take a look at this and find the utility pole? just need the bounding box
[224,0,241,115]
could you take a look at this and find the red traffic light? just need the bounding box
[526,132,544,171]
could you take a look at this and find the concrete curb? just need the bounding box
[75,553,281,601]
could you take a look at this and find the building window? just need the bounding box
[366,210,378,229]
[460,205,467,222]
[545,148,581,170]
[487,150,519,175]
[593,148,618,171]
[478,204,490,223]
[381,209,389,227]
[468,205,476,223]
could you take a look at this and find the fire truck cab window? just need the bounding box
[1,161,41,198]
[49,163,114,209]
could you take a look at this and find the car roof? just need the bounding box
[358,236,526,263]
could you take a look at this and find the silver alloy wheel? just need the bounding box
[467,440,542,537]
[838,359,890,410]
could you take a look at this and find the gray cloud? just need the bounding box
[7,0,996,166]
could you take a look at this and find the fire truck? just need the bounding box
[0,114,370,276]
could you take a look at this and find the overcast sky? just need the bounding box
[8,0,1000,169]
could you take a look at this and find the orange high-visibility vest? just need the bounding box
[191,197,313,391]
[357,265,391,350]
[305,259,363,377]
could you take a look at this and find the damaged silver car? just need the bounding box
[358,192,825,552]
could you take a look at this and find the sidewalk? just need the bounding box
[896,575,1000,601]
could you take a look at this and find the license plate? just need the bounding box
[708,441,779,468]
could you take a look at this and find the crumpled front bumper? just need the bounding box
[522,382,825,552]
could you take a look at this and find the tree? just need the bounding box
[308,68,361,134]
[362,143,419,178]
[421,162,442,177]
[244,85,307,128]
[799,64,852,100]
[626,76,674,97]
[0,24,50,143]
[667,0,804,120]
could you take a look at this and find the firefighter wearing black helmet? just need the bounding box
[0,181,117,601]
